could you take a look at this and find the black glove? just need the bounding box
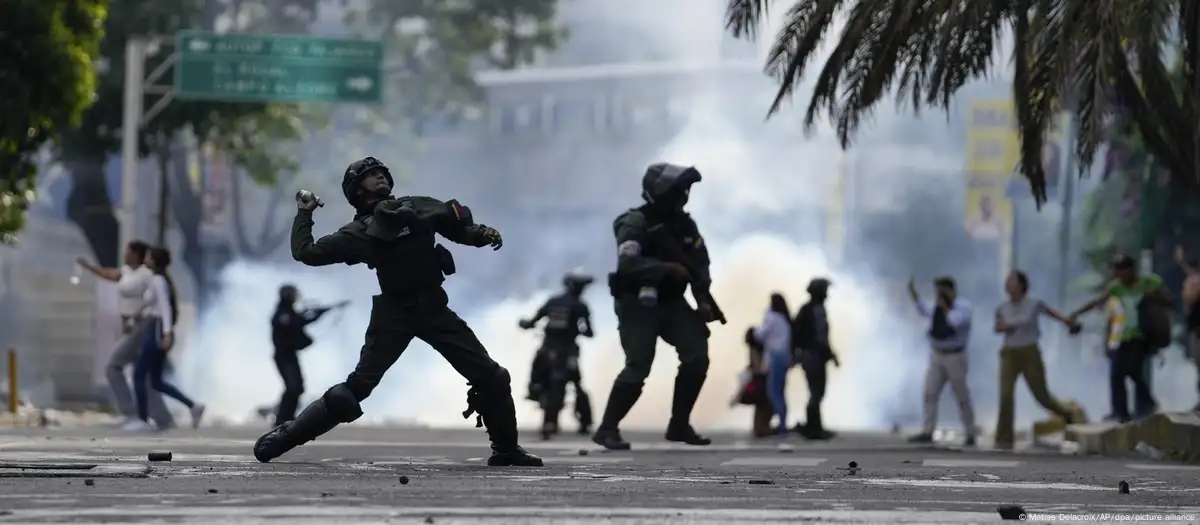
[477,225,502,250]
[518,319,535,330]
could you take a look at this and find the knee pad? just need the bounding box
[488,366,513,393]
[679,357,710,377]
[322,384,364,423]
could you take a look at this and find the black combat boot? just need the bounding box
[464,373,544,467]
[592,383,642,450]
[575,390,593,435]
[664,372,711,446]
[253,398,340,463]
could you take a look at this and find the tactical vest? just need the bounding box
[638,219,697,299]
[543,294,582,341]
[360,213,445,295]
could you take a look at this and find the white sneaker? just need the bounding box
[112,416,136,427]
[189,404,206,429]
[122,419,155,432]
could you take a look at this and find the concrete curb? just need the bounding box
[1065,411,1200,462]
[0,463,151,478]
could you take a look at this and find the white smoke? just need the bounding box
[177,0,1200,435]
[174,0,949,431]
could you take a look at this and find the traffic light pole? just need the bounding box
[118,37,177,256]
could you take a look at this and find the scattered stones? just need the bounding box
[147,452,172,462]
[83,479,94,487]
[207,489,219,494]
[747,479,774,485]
[578,449,589,456]
[848,461,858,469]
[1119,480,1130,494]
[399,475,410,485]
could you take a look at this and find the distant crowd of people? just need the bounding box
[738,250,1200,447]
[78,240,205,432]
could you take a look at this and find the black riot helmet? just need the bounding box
[279,284,299,304]
[563,267,594,293]
[342,156,395,208]
[641,162,701,210]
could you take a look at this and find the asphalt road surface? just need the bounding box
[1,425,1198,524]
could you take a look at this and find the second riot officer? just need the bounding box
[520,268,596,440]
[253,156,542,467]
[592,162,722,451]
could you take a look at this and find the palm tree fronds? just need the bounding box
[726,0,772,39]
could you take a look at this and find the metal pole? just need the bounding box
[6,348,16,415]
[1056,114,1078,308]
[120,38,148,254]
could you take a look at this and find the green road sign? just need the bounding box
[175,31,383,104]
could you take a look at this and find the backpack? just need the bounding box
[1137,297,1172,351]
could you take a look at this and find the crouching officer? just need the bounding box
[592,162,722,451]
[520,268,596,439]
[253,156,542,467]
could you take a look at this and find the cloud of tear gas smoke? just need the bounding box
[175,1,963,430]
[178,1,1196,432]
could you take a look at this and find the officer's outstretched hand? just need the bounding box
[479,225,503,250]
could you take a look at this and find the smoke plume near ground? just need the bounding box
[175,1,1198,433]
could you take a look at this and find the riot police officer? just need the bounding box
[520,268,596,440]
[271,284,345,425]
[592,162,723,451]
[253,156,542,467]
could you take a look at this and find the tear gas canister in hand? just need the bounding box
[295,189,324,208]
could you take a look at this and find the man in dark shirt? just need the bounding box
[791,278,839,440]
[271,284,343,424]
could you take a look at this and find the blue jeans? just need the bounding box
[134,319,195,422]
[765,351,791,436]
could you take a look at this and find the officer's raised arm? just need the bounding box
[414,196,503,250]
[291,209,365,267]
[614,211,666,282]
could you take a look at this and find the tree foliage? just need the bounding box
[725,0,1200,208]
[0,0,107,243]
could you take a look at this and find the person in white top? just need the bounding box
[78,241,175,428]
[750,293,793,440]
[122,247,205,432]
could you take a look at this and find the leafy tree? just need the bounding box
[725,0,1200,207]
[0,0,107,243]
[60,0,307,270]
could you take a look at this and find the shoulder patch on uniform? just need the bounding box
[618,240,641,257]
[694,236,704,247]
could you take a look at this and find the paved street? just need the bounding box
[1,425,1198,524]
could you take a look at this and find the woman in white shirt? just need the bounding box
[78,241,175,428]
[123,247,205,432]
[751,293,793,439]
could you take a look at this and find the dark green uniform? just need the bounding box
[288,198,502,397]
[593,161,718,451]
[611,208,712,386]
[254,156,541,467]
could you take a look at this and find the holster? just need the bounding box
[435,244,456,276]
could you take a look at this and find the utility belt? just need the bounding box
[375,286,449,308]
[932,346,965,355]
[607,272,685,305]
